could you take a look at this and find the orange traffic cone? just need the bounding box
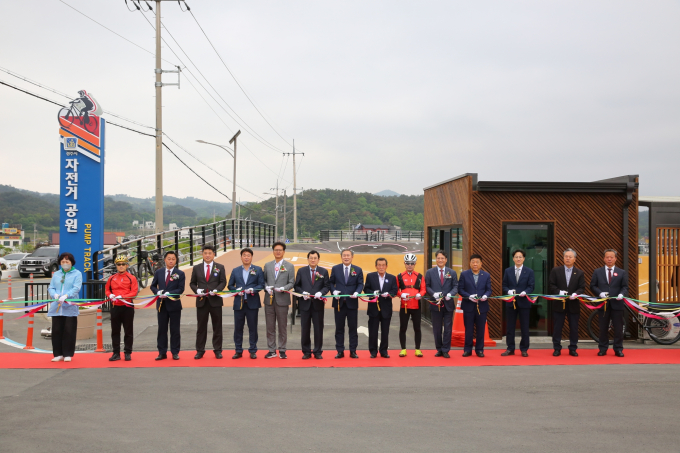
[451,296,497,347]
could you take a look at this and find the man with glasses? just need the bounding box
[105,255,139,361]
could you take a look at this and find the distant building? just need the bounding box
[144,221,155,229]
[169,223,179,230]
[132,220,140,228]
[0,223,24,247]
[354,224,393,233]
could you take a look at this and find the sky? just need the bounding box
[0,1,678,203]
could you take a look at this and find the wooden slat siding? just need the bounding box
[471,190,638,340]
[657,227,680,302]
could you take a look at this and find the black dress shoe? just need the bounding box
[109,353,121,362]
[370,352,377,358]
[314,353,323,359]
[380,353,390,358]
[250,352,257,359]
[501,350,515,356]
[521,351,528,357]
[279,352,287,359]
[155,354,167,361]
[194,351,205,360]
[442,352,450,358]
[215,351,223,359]
[232,352,243,359]
[172,354,180,360]
[335,352,345,359]
[615,351,624,357]
[434,351,443,357]
[569,351,578,357]
[553,350,561,357]
[350,352,359,359]
[462,351,472,357]
[302,353,312,360]
[598,351,607,356]
[124,353,131,361]
[476,351,485,358]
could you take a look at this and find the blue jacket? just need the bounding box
[228,265,265,310]
[458,269,492,314]
[150,267,185,312]
[47,268,83,317]
[329,263,364,310]
[425,266,459,312]
[502,266,535,309]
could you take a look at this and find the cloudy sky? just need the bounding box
[1,1,678,203]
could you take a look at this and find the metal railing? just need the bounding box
[319,230,424,242]
[24,281,111,312]
[90,218,276,284]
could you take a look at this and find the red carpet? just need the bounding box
[1,349,679,369]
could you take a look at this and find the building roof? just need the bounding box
[355,224,391,229]
[639,196,680,206]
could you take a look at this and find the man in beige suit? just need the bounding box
[263,241,295,359]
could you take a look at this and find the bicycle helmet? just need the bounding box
[403,253,417,264]
[78,90,87,96]
[114,255,129,265]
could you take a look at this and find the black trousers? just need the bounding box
[51,316,77,358]
[598,308,624,353]
[301,308,325,355]
[196,303,223,352]
[553,311,580,352]
[111,305,135,354]
[506,306,530,352]
[463,310,487,353]
[157,305,181,355]
[368,311,392,354]
[399,307,422,349]
[431,306,454,353]
[234,307,259,354]
[334,304,358,353]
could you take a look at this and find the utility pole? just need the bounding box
[272,181,279,240]
[228,130,240,220]
[33,223,37,247]
[283,140,304,243]
[283,189,287,241]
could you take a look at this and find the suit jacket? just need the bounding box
[329,264,365,310]
[458,269,492,314]
[501,266,535,309]
[263,260,295,306]
[150,266,185,312]
[189,262,227,308]
[363,272,398,316]
[293,266,331,312]
[548,265,586,313]
[425,266,459,312]
[228,265,265,310]
[590,266,629,310]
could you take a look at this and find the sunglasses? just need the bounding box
[116,263,127,266]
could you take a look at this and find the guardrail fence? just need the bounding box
[319,230,424,242]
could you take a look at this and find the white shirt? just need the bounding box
[204,261,214,276]
[166,268,173,281]
[605,266,615,282]
[275,259,283,278]
[515,265,523,273]
[378,273,386,290]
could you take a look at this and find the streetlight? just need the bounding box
[196,132,239,220]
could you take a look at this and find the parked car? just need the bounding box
[0,252,29,281]
[19,246,60,278]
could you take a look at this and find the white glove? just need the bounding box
[570,293,577,300]
[599,292,607,298]
[469,294,478,301]
[559,290,567,296]
[197,289,204,294]
[508,290,515,295]
[275,287,285,293]
[333,290,341,296]
[238,291,245,296]
[617,294,624,300]
[315,292,322,299]
[519,291,526,297]
[351,292,358,299]
[415,293,422,300]
[109,294,116,300]
[381,292,390,298]
[401,293,408,299]
[59,294,68,302]
[208,291,216,296]
[373,290,380,296]
[246,288,254,295]
[446,293,452,300]
[481,295,488,301]
[433,292,442,299]
[266,287,273,295]
[302,291,310,300]
[157,290,164,296]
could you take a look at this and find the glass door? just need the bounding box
[502,223,554,336]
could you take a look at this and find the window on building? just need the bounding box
[429,226,463,273]
[450,227,463,275]
[3,241,9,246]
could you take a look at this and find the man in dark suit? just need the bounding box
[590,249,629,357]
[548,248,586,357]
[189,245,227,359]
[293,250,331,359]
[364,257,398,358]
[329,249,364,358]
[425,249,458,358]
[150,251,185,360]
[458,254,492,357]
[501,249,535,357]
[228,247,265,359]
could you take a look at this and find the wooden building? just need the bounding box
[423,173,639,340]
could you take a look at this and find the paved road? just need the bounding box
[0,365,677,452]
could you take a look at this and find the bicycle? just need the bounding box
[588,302,680,345]
[134,250,163,289]
[58,100,98,134]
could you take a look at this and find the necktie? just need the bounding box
[345,266,349,284]
[440,269,444,285]
[608,268,612,284]
[515,268,520,284]
[206,264,211,282]
[165,270,171,285]
[566,268,571,286]
[311,268,315,282]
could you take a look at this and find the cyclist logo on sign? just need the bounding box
[58,90,103,134]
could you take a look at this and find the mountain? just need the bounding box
[374,190,400,197]
[107,194,232,218]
